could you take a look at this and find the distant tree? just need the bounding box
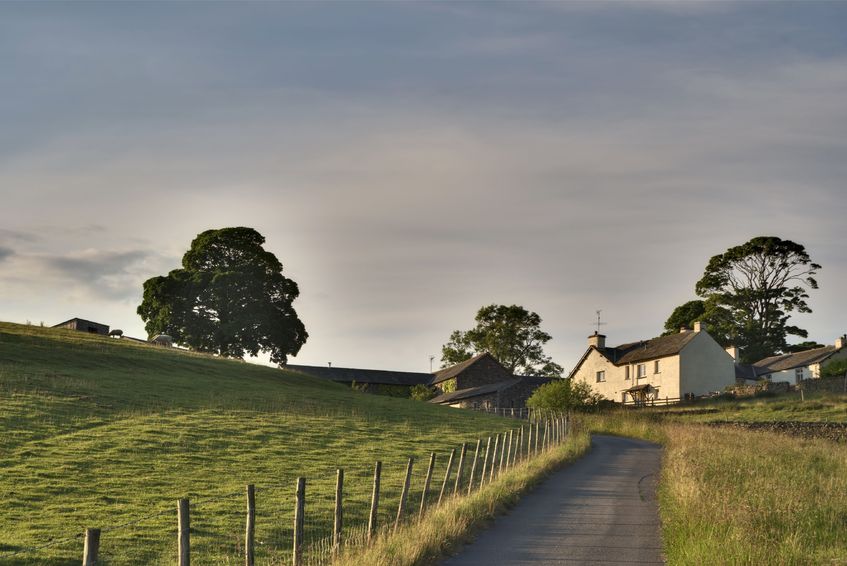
[526,379,599,412]
[137,227,307,364]
[409,384,436,401]
[821,359,847,379]
[661,299,734,346]
[441,304,563,377]
[662,300,706,335]
[783,341,825,353]
[695,236,820,363]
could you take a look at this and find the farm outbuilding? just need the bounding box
[52,318,110,336]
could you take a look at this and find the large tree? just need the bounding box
[441,304,563,377]
[694,236,820,363]
[137,227,307,364]
[661,299,734,346]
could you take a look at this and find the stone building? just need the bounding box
[569,322,735,403]
[52,317,110,336]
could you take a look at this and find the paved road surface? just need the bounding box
[441,435,663,565]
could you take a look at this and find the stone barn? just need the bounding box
[52,318,110,336]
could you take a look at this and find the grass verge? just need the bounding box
[333,431,591,566]
[582,411,847,565]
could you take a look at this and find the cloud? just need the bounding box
[0,246,13,262]
[0,247,171,302]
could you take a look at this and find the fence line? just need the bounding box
[3,414,572,566]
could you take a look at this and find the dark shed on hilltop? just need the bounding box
[52,318,110,336]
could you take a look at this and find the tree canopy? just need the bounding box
[526,379,599,412]
[661,299,734,346]
[137,227,307,364]
[692,236,820,363]
[441,304,563,377]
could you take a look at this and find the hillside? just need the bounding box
[0,322,514,565]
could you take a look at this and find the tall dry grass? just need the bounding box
[660,424,847,565]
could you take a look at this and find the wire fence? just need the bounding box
[1,414,572,566]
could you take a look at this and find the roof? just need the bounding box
[601,332,700,365]
[753,346,841,373]
[284,365,432,386]
[569,332,700,378]
[431,352,495,384]
[734,364,761,381]
[429,378,520,404]
[52,318,109,329]
[624,383,652,392]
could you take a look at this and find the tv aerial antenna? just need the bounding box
[429,355,436,372]
[593,310,607,334]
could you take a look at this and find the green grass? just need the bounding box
[582,410,847,565]
[648,392,847,424]
[0,322,517,565]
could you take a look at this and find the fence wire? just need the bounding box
[0,415,570,565]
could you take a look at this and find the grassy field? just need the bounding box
[652,392,847,424]
[585,409,847,565]
[0,322,519,565]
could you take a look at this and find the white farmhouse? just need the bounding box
[751,336,846,385]
[569,322,735,403]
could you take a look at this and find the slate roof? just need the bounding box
[753,346,840,373]
[734,363,761,381]
[284,365,432,386]
[598,331,700,366]
[430,378,521,404]
[430,352,493,384]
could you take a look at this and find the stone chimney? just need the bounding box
[693,321,706,332]
[725,345,739,360]
[588,332,606,349]
[836,335,846,349]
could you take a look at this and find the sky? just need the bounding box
[1,1,845,373]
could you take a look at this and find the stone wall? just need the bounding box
[729,380,790,397]
[799,376,847,394]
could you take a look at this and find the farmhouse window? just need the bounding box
[654,360,661,373]
[637,364,646,378]
[596,370,606,383]
[795,368,804,381]
[624,366,630,380]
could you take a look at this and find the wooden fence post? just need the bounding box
[498,432,506,475]
[489,434,500,483]
[368,462,381,543]
[467,439,481,494]
[480,437,492,487]
[506,429,514,469]
[534,421,540,455]
[178,498,190,566]
[518,426,524,463]
[419,453,436,518]
[82,528,100,566]
[453,443,467,495]
[526,425,532,460]
[438,449,456,505]
[293,478,306,566]
[395,457,414,532]
[333,469,343,556]
[245,485,255,566]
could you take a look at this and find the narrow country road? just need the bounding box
[441,435,664,565]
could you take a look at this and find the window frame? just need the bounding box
[636,363,647,379]
[596,370,606,383]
